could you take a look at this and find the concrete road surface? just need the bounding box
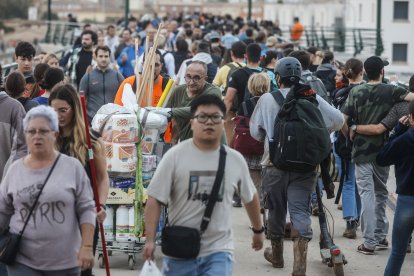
[95,170,414,275]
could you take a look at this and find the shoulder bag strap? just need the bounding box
[200,145,227,233]
[19,154,61,236]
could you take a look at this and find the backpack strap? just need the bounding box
[161,75,170,90]
[270,90,284,107]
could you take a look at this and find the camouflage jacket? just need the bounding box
[341,83,408,163]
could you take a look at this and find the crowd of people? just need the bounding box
[0,12,413,276]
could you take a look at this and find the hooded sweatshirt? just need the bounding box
[0,92,27,180]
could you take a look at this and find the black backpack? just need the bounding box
[269,84,331,172]
[237,67,267,117]
[223,62,243,96]
[304,74,331,103]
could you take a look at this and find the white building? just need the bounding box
[263,0,414,77]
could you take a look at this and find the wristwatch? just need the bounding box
[350,125,357,132]
[251,226,265,234]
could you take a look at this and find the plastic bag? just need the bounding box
[139,260,162,276]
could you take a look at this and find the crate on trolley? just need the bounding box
[92,104,169,270]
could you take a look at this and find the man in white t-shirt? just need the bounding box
[143,94,264,275]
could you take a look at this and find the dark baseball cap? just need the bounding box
[364,56,389,75]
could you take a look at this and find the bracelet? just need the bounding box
[81,244,93,249]
[251,226,265,234]
[99,204,106,210]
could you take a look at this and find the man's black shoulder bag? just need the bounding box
[161,145,227,259]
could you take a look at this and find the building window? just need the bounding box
[392,43,408,62]
[394,1,409,20]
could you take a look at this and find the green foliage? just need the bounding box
[41,12,59,20]
[0,21,15,33]
[0,0,33,19]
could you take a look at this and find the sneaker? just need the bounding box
[376,239,389,250]
[357,244,375,255]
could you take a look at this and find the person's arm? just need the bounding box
[3,104,27,178]
[316,94,344,132]
[93,139,109,223]
[224,87,237,114]
[0,172,14,231]
[244,194,264,251]
[143,196,162,260]
[249,96,267,142]
[165,54,176,78]
[78,223,95,271]
[79,73,89,95]
[352,124,387,136]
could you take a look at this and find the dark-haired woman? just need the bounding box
[49,83,109,276]
[5,71,39,112]
[332,58,364,239]
[173,38,191,74]
[33,67,64,105]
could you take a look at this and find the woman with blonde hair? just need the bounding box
[42,53,59,68]
[49,83,109,276]
[232,72,270,207]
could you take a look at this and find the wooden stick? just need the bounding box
[135,38,140,102]
[147,55,155,107]
[137,24,163,104]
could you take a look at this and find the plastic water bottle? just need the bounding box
[103,205,115,241]
[115,205,129,242]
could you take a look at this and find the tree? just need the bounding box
[0,0,33,19]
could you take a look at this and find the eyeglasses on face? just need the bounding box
[184,74,205,82]
[25,129,52,136]
[192,113,224,124]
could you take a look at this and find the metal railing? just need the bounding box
[304,27,381,57]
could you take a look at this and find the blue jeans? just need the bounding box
[311,178,323,206]
[384,195,414,276]
[0,263,7,276]
[163,251,233,276]
[337,158,361,220]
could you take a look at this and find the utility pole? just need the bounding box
[375,0,384,56]
[248,0,252,21]
[124,0,129,29]
[47,0,51,42]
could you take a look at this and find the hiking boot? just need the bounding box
[292,238,308,276]
[264,239,284,268]
[357,244,375,255]
[343,220,357,239]
[376,239,389,250]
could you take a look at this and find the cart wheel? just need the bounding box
[128,256,134,270]
[98,254,104,268]
[333,263,344,276]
